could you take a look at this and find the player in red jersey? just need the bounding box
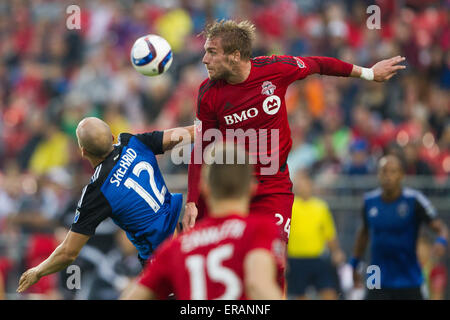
[182,19,406,243]
[121,144,284,300]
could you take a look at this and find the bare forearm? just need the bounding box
[162,125,194,151]
[350,65,362,77]
[328,238,340,252]
[36,244,76,278]
[353,227,369,259]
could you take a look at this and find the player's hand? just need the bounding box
[331,249,346,266]
[17,267,41,293]
[182,202,198,232]
[371,56,406,82]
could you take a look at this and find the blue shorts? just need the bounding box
[134,193,183,262]
[286,257,338,296]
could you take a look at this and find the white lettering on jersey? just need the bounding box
[181,219,246,252]
[110,148,137,187]
[262,95,281,115]
[224,107,259,125]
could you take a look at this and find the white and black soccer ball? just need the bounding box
[130,34,173,76]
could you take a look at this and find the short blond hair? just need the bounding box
[202,19,256,60]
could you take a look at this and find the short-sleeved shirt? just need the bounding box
[287,196,336,258]
[138,214,285,300]
[71,132,182,259]
[362,187,438,289]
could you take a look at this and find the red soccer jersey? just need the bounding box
[188,55,353,203]
[138,213,285,300]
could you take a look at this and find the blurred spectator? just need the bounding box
[341,139,376,175]
[0,0,448,299]
[403,141,434,175]
[312,133,342,180]
[315,104,351,162]
[28,123,71,176]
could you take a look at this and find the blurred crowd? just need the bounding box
[0,0,448,299]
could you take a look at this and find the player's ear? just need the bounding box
[233,50,240,62]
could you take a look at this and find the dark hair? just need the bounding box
[203,144,254,200]
[379,152,406,172]
[202,19,256,60]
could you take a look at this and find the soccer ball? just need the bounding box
[130,34,173,76]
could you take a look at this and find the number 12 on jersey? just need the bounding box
[124,161,166,212]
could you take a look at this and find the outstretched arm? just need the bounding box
[350,56,406,82]
[17,231,89,293]
[304,55,406,82]
[162,125,195,152]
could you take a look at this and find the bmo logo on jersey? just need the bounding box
[223,95,281,125]
[262,95,281,115]
[224,107,259,125]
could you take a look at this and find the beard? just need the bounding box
[208,68,233,81]
[207,59,235,81]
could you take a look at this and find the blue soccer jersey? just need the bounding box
[362,187,437,289]
[71,132,183,260]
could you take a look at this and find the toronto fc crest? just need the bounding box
[261,81,276,96]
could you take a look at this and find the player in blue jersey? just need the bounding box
[17,117,194,293]
[350,154,448,299]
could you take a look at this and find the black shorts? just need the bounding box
[286,257,338,296]
[365,287,424,300]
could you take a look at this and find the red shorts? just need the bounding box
[249,191,293,293]
[196,191,294,243]
[249,192,294,244]
[196,174,294,244]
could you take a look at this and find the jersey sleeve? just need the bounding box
[414,191,438,224]
[70,183,112,236]
[272,55,353,86]
[135,131,164,155]
[187,80,219,204]
[138,239,174,299]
